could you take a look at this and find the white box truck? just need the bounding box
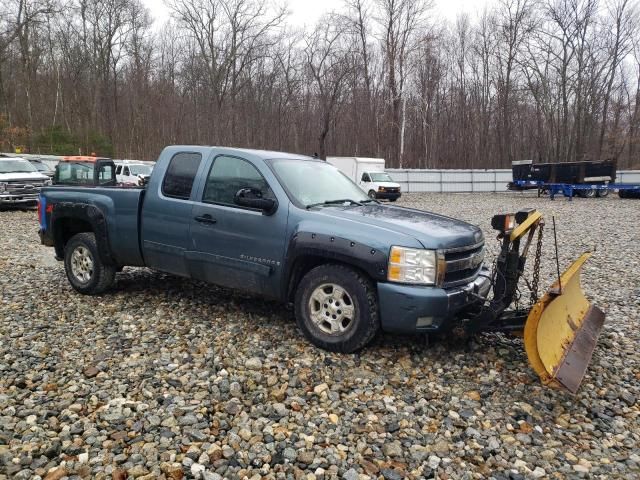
[326,157,401,201]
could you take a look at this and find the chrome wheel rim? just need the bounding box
[308,283,355,335]
[71,246,94,283]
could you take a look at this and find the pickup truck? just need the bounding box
[0,156,51,206]
[38,146,489,352]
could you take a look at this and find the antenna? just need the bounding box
[552,216,562,294]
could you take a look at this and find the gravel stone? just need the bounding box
[1,193,638,479]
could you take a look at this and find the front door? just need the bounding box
[188,154,288,297]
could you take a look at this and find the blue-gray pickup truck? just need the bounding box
[38,146,490,352]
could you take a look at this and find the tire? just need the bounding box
[578,188,596,198]
[389,198,397,202]
[619,190,627,198]
[368,190,377,199]
[596,188,609,197]
[64,232,116,294]
[294,264,379,353]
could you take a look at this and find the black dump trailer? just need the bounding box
[508,159,619,198]
[510,159,617,185]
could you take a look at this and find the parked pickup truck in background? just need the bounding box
[0,156,51,206]
[38,146,488,352]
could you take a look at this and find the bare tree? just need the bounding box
[305,16,353,159]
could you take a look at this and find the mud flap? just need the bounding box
[523,252,605,393]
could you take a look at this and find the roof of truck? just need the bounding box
[162,145,316,161]
[60,156,111,162]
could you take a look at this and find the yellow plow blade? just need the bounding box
[523,252,605,393]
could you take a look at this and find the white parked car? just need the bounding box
[326,157,401,201]
[115,162,153,186]
[0,157,51,206]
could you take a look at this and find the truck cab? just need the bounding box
[359,170,401,201]
[326,156,401,201]
[53,156,116,187]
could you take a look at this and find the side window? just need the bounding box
[362,173,371,182]
[162,152,202,200]
[115,165,122,175]
[98,164,115,185]
[123,167,130,176]
[203,155,273,206]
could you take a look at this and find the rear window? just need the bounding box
[162,152,202,199]
[55,162,94,184]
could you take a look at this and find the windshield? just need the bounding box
[370,172,393,182]
[129,164,152,176]
[30,161,50,172]
[0,159,38,174]
[270,159,370,207]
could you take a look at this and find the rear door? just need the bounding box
[188,154,288,297]
[141,151,205,276]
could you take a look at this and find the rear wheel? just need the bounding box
[64,232,116,294]
[295,264,379,353]
[578,188,596,198]
[596,188,609,197]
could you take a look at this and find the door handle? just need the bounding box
[194,214,217,224]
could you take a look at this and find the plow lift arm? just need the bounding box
[462,209,605,393]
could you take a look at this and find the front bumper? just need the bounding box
[0,193,39,204]
[375,191,401,200]
[377,267,491,333]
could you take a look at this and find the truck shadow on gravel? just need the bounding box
[111,267,535,368]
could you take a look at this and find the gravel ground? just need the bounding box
[0,193,639,480]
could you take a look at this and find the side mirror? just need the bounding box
[234,187,276,214]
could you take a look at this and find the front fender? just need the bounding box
[282,231,389,300]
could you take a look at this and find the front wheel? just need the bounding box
[64,232,116,294]
[596,188,609,198]
[294,264,379,353]
[368,190,377,199]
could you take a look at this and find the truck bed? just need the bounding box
[40,186,145,266]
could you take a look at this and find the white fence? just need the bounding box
[387,168,640,193]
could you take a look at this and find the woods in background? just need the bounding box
[0,0,639,168]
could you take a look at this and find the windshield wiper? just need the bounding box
[306,199,364,209]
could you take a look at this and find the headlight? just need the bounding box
[378,186,385,192]
[388,246,437,285]
[0,182,6,193]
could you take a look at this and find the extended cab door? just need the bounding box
[188,154,288,297]
[141,151,205,276]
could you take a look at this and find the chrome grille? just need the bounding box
[442,241,485,288]
[4,179,45,195]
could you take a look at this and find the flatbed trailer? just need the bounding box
[510,180,640,200]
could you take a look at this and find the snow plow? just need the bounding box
[462,209,605,394]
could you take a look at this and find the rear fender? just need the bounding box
[51,202,115,265]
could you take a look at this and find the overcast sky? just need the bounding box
[141,0,496,28]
